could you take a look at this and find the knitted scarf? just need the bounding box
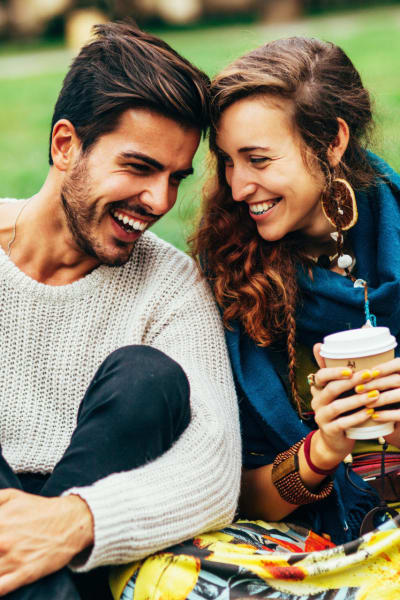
[226,154,400,544]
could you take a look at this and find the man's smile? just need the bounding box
[110,207,151,233]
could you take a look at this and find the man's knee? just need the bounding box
[81,345,191,443]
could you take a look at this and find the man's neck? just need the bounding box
[0,174,100,286]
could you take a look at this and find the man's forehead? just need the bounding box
[109,108,201,168]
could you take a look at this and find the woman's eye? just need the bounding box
[250,157,269,166]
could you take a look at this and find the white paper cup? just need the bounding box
[320,327,397,439]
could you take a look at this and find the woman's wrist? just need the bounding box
[307,430,343,473]
[303,431,337,475]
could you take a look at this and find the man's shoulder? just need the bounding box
[129,231,199,280]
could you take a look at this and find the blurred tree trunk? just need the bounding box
[257,0,305,23]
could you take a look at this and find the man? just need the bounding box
[0,22,241,599]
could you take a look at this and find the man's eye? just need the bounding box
[128,163,151,173]
[170,175,186,186]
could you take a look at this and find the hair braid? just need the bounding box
[284,284,303,416]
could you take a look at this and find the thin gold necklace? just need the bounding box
[6,197,33,258]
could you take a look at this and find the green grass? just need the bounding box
[1,5,400,250]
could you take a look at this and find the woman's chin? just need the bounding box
[256,223,286,242]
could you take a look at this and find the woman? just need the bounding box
[191,36,400,546]
[110,38,400,600]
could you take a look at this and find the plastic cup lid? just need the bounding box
[319,326,397,359]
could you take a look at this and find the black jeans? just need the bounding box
[1,345,191,600]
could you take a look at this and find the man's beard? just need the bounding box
[60,158,133,267]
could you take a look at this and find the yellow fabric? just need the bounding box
[111,519,400,599]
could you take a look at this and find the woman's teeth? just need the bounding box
[111,209,147,232]
[249,199,281,215]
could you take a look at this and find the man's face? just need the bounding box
[60,108,200,266]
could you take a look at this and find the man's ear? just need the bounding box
[327,117,350,168]
[51,119,81,171]
[313,343,326,369]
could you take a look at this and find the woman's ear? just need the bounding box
[327,117,350,168]
[313,343,326,369]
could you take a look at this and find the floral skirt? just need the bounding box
[110,516,400,599]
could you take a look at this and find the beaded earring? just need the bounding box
[321,176,376,327]
[321,177,358,270]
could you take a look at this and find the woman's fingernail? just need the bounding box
[372,369,381,378]
[371,412,379,420]
[366,408,375,416]
[361,370,372,381]
[355,384,365,393]
[367,390,380,399]
[341,368,352,377]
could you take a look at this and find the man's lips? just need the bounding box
[110,207,155,233]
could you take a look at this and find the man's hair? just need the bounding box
[49,21,210,164]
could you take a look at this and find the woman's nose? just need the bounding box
[229,168,257,202]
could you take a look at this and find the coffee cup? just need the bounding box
[319,327,397,439]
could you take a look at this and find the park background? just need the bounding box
[0,0,399,251]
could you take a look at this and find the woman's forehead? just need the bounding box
[216,96,295,151]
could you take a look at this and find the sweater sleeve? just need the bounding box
[64,265,241,571]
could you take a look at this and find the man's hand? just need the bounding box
[0,489,94,596]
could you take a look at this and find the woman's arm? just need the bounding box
[240,439,332,520]
[240,362,390,521]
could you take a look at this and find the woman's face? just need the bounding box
[216,95,333,242]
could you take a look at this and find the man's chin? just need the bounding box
[99,250,133,267]
[92,241,137,268]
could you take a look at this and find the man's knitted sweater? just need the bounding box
[0,211,241,571]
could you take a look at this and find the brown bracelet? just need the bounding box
[271,438,334,505]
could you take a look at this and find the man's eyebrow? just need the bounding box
[118,151,164,170]
[118,151,194,176]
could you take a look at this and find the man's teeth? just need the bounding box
[249,199,281,215]
[112,209,147,231]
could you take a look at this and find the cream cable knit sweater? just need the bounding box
[0,202,241,571]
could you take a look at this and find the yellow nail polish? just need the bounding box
[372,369,381,378]
[355,384,365,393]
[371,412,379,420]
[367,390,380,399]
[341,368,352,377]
[361,370,372,381]
[366,408,375,416]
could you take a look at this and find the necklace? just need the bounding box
[6,197,33,257]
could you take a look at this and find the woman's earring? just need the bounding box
[321,178,358,232]
[321,178,358,270]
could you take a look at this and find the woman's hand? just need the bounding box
[350,357,400,448]
[309,364,379,468]
[309,343,383,469]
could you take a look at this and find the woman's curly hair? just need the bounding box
[190,37,377,414]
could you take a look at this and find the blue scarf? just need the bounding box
[226,154,400,544]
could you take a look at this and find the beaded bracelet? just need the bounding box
[303,430,339,476]
[272,438,334,505]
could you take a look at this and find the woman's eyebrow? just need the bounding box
[239,146,271,153]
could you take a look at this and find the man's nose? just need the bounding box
[139,178,173,216]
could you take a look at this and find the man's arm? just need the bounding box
[65,264,241,571]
